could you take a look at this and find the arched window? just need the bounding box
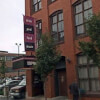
[48,0,56,4]
[50,10,64,43]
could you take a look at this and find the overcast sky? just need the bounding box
[0,0,25,54]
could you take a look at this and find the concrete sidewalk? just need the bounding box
[27,96,70,100]
[0,95,70,100]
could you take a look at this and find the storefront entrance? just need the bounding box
[55,57,67,96]
[58,69,67,96]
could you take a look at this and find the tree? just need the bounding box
[35,34,61,100]
[79,13,100,67]
[0,60,6,78]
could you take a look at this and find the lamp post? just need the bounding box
[15,43,21,56]
[15,43,21,77]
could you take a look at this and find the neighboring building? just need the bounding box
[24,0,100,100]
[0,51,25,77]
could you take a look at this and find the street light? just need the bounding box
[15,43,21,77]
[15,43,21,56]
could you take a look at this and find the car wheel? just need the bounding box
[21,92,25,98]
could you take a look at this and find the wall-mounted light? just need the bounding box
[66,56,71,63]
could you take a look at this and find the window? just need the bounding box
[74,0,93,35]
[77,55,100,92]
[51,0,56,2]
[6,56,12,61]
[36,20,42,46]
[0,56,5,61]
[6,67,18,73]
[33,0,41,12]
[50,10,64,42]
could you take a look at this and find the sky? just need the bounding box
[0,0,25,54]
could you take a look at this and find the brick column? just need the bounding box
[46,72,55,98]
[26,69,35,97]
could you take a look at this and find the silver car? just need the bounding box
[9,79,26,99]
[0,80,21,91]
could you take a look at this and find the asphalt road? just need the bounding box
[0,97,42,100]
[0,98,39,100]
[0,97,26,100]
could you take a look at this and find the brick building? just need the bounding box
[0,51,25,77]
[25,0,100,100]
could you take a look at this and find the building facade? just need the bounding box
[25,0,100,100]
[0,51,25,77]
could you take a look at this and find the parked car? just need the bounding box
[9,79,26,99]
[12,76,23,80]
[0,80,21,91]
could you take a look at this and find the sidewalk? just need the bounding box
[0,95,70,100]
[27,96,70,100]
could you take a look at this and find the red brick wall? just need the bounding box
[26,69,35,97]
[81,97,100,100]
[25,0,100,99]
[45,71,55,98]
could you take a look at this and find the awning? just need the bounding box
[12,55,36,69]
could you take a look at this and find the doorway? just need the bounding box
[55,56,67,96]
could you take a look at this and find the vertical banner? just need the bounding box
[24,16,36,51]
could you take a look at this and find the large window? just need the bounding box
[77,55,100,92]
[33,0,41,12]
[50,10,64,42]
[36,20,42,46]
[74,0,92,35]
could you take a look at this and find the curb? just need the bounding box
[0,95,8,98]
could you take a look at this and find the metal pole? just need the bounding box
[15,43,21,77]
[18,45,19,56]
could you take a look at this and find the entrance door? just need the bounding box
[58,70,67,96]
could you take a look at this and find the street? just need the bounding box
[0,95,45,100]
[0,97,41,100]
[0,97,33,100]
[0,97,26,100]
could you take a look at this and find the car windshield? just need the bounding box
[18,80,26,86]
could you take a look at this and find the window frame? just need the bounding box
[50,10,64,43]
[32,0,42,13]
[73,0,93,37]
[77,54,100,93]
[48,0,56,5]
[36,20,42,46]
